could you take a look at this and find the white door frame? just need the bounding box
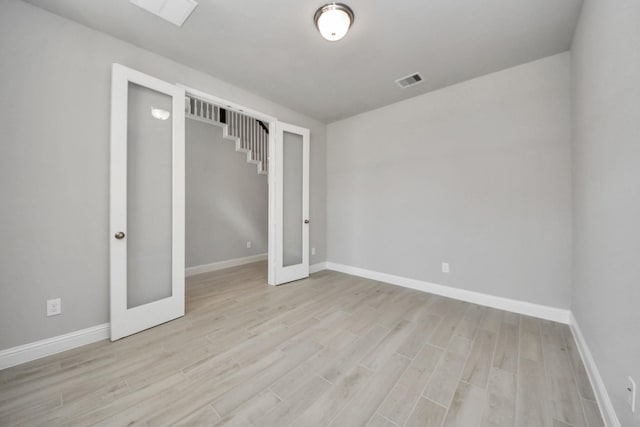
[110,64,185,341]
[176,85,310,286]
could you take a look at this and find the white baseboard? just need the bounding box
[1,255,302,370]
[569,313,620,427]
[310,262,327,274]
[185,253,268,277]
[324,262,570,324]
[0,323,110,370]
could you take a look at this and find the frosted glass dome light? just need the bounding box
[314,3,354,42]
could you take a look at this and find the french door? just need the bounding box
[268,122,310,285]
[110,64,185,340]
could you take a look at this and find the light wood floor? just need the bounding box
[0,262,604,426]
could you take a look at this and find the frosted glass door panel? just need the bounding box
[269,121,308,285]
[282,131,303,267]
[126,82,173,308]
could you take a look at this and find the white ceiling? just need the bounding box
[23,0,583,123]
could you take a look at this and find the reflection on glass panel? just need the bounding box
[127,82,173,308]
[283,131,303,267]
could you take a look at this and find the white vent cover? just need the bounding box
[130,0,198,27]
[395,73,424,89]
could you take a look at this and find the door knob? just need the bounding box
[114,231,126,240]
[304,219,310,224]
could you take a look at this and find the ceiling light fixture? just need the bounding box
[314,3,354,42]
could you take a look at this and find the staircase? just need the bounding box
[185,95,269,175]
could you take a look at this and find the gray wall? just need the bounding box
[571,1,640,425]
[327,53,572,308]
[186,120,267,268]
[0,0,326,350]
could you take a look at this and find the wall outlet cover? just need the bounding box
[441,262,450,273]
[246,241,252,249]
[46,298,62,317]
[311,247,316,256]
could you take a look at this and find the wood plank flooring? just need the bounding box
[0,262,604,426]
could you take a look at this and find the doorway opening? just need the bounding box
[184,93,269,281]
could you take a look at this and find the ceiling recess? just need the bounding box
[395,73,424,89]
[130,0,198,27]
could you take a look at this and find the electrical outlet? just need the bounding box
[311,247,316,256]
[246,241,252,249]
[46,298,61,317]
[441,262,450,273]
[628,376,636,412]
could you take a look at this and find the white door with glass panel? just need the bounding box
[269,122,310,285]
[110,64,185,341]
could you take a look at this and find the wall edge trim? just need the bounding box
[0,323,110,370]
[310,262,327,274]
[324,261,571,323]
[185,253,268,277]
[569,313,621,427]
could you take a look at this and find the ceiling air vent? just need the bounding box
[395,73,423,89]
[130,0,198,27]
